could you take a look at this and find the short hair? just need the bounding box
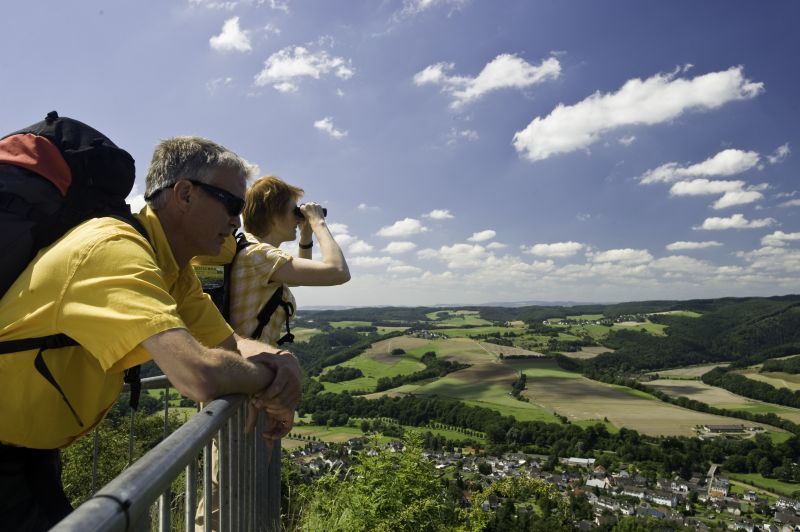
[243,176,304,237]
[144,136,253,210]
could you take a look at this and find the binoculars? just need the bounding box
[293,206,327,219]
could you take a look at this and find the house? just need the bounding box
[649,490,678,508]
[566,457,596,467]
[708,476,730,498]
[586,477,611,490]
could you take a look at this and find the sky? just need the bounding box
[2,1,799,307]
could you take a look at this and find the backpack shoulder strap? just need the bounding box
[220,232,252,322]
[251,285,295,345]
[0,214,151,411]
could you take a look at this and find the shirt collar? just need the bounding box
[134,205,181,287]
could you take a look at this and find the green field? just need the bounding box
[437,325,526,338]
[727,473,800,497]
[737,368,800,392]
[284,422,486,450]
[318,351,425,393]
[425,310,492,327]
[566,314,604,321]
[329,320,372,328]
[610,320,667,336]
[291,327,323,342]
[654,310,702,318]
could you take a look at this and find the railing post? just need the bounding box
[159,384,171,531]
[219,423,230,532]
[204,440,213,532]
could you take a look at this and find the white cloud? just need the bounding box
[210,17,252,52]
[415,54,561,109]
[421,243,490,269]
[767,143,790,165]
[513,66,764,162]
[327,223,349,235]
[525,241,584,258]
[387,264,423,275]
[383,241,417,254]
[400,0,469,16]
[590,248,653,264]
[669,179,745,196]
[778,198,800,208]
[468,229,496,242]
[424,209,454,220]
[351,256,397,267]
[446,128,479,145]
[618,135,636,146]
[334,234,355,246]
[486,242,507,250]
[377,218,428,237]
[254,46,354,92]
[189,0,238,10]
[694,213,776,230]
[712,189,764,209]
[576,213,591,222]
[206,77,233,94]
[348,240,374,254]
[650,255,713,274]
[313,117,348,139]
[761,231,800,247]
[666,241,723,251]
[127,186,146,214]
[639,148,761,184]
[357,203,379,212]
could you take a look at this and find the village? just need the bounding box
[286,437,800,531]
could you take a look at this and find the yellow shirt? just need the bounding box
[228,232,295,346]
[0,206,232,449]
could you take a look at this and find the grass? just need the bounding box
[285,421,487,449]
[329,321,372,328]
[425,310,492,327]
[573,419,619,433]
[726,472,800,497]
[318,352,425,393]
[737,368,800,392]
[610,320,667,336]
[566,314,604,321]
[437,325,526,338]
[291,327,323,342]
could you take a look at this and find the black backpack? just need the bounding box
[0,111,146,419]
[199,232,295,345]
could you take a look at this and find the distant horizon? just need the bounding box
[298,292,800,311]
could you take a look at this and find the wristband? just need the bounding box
[299,241,313,249]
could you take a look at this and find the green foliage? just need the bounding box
[296,434,458,531]
[319,366,364,383]
[702,367,800,409]
[374,351,469,392]
[61,410,188,506]
[761,355,800,374]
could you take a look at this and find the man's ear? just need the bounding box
[173,180,193,212]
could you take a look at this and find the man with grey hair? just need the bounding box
[0,133,299,530]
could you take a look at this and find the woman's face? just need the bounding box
[274,198,301,243]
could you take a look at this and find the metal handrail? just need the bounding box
[53,375,281,531]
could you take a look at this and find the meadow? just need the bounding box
[648,364,729,379]
[645,379,800,424]
[735,368,800,392]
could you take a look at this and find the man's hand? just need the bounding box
[245,403,294,439]
[247,350,302,410]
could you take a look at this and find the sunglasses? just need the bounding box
[186,180,245,216]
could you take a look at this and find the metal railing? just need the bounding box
[53,376,281,532]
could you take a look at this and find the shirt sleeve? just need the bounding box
[56,230,187,372]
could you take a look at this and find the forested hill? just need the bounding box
[585,295,800,373]
[299,295,800,372]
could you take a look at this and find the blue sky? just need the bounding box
[3,1,799,307]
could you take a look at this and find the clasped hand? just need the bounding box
[244,350,302,444]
